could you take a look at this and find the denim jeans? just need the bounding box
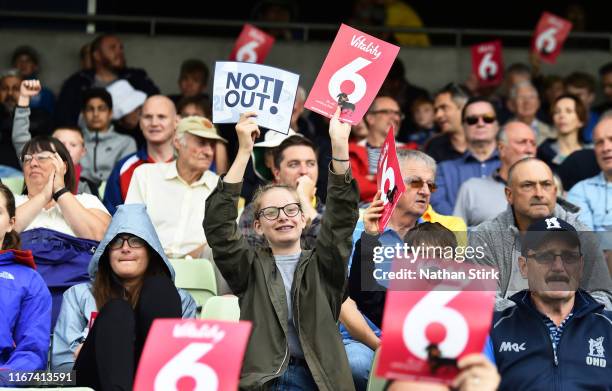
[343,338,375,391]
[269,359,318,390]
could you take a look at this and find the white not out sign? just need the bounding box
[212,61,300,134]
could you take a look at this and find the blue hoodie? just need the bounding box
[51,204,197,371]
[0,250,51,372]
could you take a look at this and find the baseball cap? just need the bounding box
[252,128,298,181]
[521,216,581,256]
[176,116,227,143]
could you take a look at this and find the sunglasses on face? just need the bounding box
[404,178,437,193]
[527,250,582,265]
[257,203,302,221]
[109,235,147,250]
[464,114,496,126]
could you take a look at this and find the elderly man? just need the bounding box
[470,157,612,309]
[489,217,612,390]
[104,95,178,214]
[125,116,226,258]
[240,134,322,249]
[349,95,417,202]
[454,121,537,227]
[425,83,470,162]
[349,150,466,325]
[430,97,501,215]
[507,80,555,145]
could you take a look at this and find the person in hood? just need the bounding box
[204,107,359,390]
[0,183,52,373]
[51,203,197,390]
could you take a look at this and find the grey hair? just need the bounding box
[0,68,21,80]
[509,80,537,100]
[397,149,437,176]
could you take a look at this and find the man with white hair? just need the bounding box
[125,116,226,258]
[507,80,555,145]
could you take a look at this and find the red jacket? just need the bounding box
[349,139,418,202]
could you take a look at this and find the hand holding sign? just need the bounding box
[471,40,504,87]
[305,24,399,124]
[531,12,572,63]
[364,192,384,235]
[212,62,299,134]
[236,112,261,152]
[134,319,252,391]
[229,24,275,63]
[376,128,406,232]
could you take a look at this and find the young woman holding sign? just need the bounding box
[204,107,359,390]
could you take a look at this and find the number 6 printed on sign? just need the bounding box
[531,12,572,64]
[403,291,468,360]
[229,24,275,64]
[304,23,399,124]
[376,128,405,232]
[134,319,252,391]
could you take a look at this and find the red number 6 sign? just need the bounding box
[376,128,405,232]
[377,265,495,384]
[471,40,504,87]
[531,12,572,64]
[134,319,252,391]
[305,24,399,124]
[229,24,275,64]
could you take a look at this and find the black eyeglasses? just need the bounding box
[404,178,437,193]
[257,203,302,221]
[527,250,582,265]
[464,114,497,125]
[109,235,147,250]
[369,109,406,121]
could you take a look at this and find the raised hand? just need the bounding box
[364,191,384,235]
[329,106,351,143]
[50,152,67,193]
[235,112,260,153]
[18,79,42,107]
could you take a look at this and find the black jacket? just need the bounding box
[55,68,159,126]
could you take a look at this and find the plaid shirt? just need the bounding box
[238,197,325,250]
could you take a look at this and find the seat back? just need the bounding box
[201,295,240,321]
[1,176,24,194]
[169,258,218,314]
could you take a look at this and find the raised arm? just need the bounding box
[204,113,260,295]
[12,80,41,158]
[314,107,359,294]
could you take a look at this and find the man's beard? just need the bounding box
[2,97,16,112]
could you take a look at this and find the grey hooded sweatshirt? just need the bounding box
[51,203,197,371]
[469,199,612,310]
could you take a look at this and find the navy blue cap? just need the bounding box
[521,216,581,256]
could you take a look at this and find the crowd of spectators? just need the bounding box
[1,30,611,391]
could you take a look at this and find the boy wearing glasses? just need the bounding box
[489,216,612,390]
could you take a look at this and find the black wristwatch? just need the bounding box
[52,187,71,202]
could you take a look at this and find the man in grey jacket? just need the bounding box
[470,157,612,309]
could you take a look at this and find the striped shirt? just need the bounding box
[366,143,381,176]
[542,311,574,364]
